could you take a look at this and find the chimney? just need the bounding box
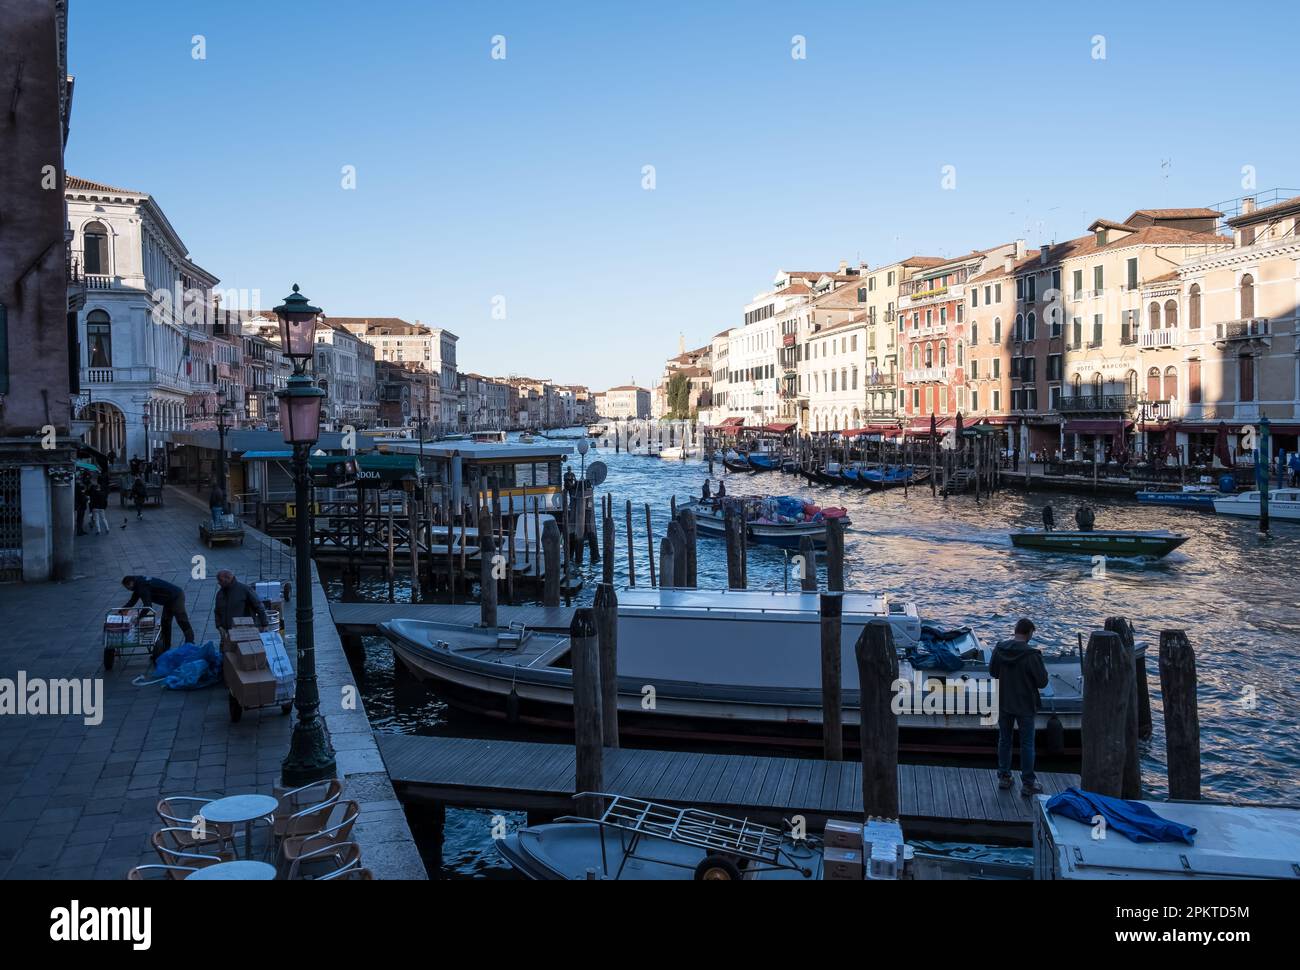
[1003,256,1013,274]
[1241,197,1256,215]
[1014,238,1026,260]
[838,259,848,274]
[1040,246,1049,266]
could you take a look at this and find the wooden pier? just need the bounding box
[380,734,1078,843]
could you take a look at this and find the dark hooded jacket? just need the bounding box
[989,638,1049,716]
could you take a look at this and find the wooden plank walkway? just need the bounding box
[331,602,578,634]
[379,734,1078,843]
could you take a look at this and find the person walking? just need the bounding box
[209,483,226,529]
[1290,452,1300,488]
[129,455,142,477]
[130,476,148,520]
[213,570,270,635]
[990,618,1049,796]
[121,575,195,658]
[75,475,89,536]
[89,477,110,535]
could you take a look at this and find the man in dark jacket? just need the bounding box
[214,570,269,634]
[989,617,1049,796]
[122,575,195,657]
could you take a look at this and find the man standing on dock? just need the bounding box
[990,618,1048,796]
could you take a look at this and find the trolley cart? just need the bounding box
[200,518,245,547]
[102,607,159,671]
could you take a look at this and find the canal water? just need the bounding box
[327,432,1300,878]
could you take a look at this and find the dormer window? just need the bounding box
[1095,228,1108,246]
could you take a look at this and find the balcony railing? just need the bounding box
[1140,329,1179,350]
[1059,394,1137,414]
[903,366,949,384]
[1214,318,1270,342]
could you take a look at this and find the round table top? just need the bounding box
[200,794,279,825]
[186,860,277,881]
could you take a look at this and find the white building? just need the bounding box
[332,317,457,430]
[66,175,219,461]
[603,385,650,419]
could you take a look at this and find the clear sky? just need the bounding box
[67,0,1300,390]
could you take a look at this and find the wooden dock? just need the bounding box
[331,601,578,635]
[380,734,1078,843]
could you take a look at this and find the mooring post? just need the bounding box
[667,519,688,589]
[541,518,561,608]
[799,534,818,592]
[825,516,844,592]
[678,508,698,588]
[625,498,636,588]
[1104,616,1145,794]
[569,607,604,819]
[601,501,615,586]
[1158,630,1201,800]
[724,506,744,589]
[855,620,900,817]
[594,582,619,749]
[820,593,844,762]
[644,503,656,587]
[658,535,676,589]
[1081,630,1133,798]
[478,505,497,629]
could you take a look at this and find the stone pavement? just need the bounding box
[0,487,426,879]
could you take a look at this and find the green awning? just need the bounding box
[308,453,422,487]
[76,460,101,473]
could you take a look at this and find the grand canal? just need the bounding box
[327,433,1300,878]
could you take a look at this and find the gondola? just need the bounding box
[861,466,927,490]
[746,453,779,472]
[722,457,754,473]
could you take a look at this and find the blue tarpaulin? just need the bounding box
[153,640,222,691]
[1046,787,1197,844]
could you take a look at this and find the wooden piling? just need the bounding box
[855,620,900,817]
[569,608,604,819]
[667,519,688,589]
[724,506,744,589]
[658,535,676,589]
[820,593,844,762]
[798,534,818,591]
[1103,617,1142,798]
[594,582,619,749]
[678,508,698,588]
[625,499,636,588]
[408,491,421,602]
[825,516,844,592]
[1080,630,1133,798]
[601,503,615,586]
[644,503,656,587]
[1158,630,1201,800]
[478,506,497,628]
[541,518,561,608]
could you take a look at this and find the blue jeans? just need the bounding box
[997,711,1037,784]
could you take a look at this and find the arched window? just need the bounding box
[1164,300,1178,328]
[1240,274,1255,318]
[939,342,948,367]
[83,221,109,276]
[911,345,920,369]
[1148,301,1161,330]
[86,309,112,368]
[1014,313,1024,341]
[970,322,979,344]
[924,344,933,367]
[1125,369,1138,397]
[1072,374,1082,397]
[1026,312,1036,341]
[1091,372,1103,398]
[1147,367,1161,401]
[992,317,1002,343]
[957,341,965,367]
[1188,284,1201,329]
[1163,366,1178,401]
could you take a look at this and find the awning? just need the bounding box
[75,460,101,473]
[1062,420,1131,435]
[761,422,797,434]
[842,425,902,438]
[1175,422,1300,436]
[905,417,952,435]
[719,417,745,427]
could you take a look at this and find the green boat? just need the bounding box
[1009,529,1188,558]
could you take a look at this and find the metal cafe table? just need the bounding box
[198,794,279,858]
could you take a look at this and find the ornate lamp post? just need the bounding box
[215,388,229,507]
[274,284,336,786]
[141,409,151,482]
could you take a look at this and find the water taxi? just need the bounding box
[1212,488,1300,522]
[1009,529,1188,558]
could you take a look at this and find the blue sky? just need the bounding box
[67,0,1300,390]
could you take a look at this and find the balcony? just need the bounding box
[1214,318,1270,346]
[1059,394,1137,414]
[1139,329,1179,350]
[903,366,949,384]
[901,282,965,309]
[1137,399,1182,422]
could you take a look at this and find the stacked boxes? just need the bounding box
[821,817,912,880]
[222,618,277,707]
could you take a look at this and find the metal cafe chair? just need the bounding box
[286,841,362,881]
[127,864,198,880]
[277,800,360,877]
[155,795,236,854]
[151,828,236,876]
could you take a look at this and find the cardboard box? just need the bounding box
[224,658,278,708]
[823,847,863,881]
[231,617,255,628]
[255,581,284,604]
[823,819,864,850]
[261,631,295,704]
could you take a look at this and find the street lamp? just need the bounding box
[273,284,336,787]
[576,436,590,479]
[141,408,151,482]
[215,388,230,509]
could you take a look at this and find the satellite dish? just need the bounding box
[584,460,608,487]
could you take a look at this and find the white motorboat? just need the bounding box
[380,587,1083,754]
[1212,487,1300,522]
[658,446,699,460]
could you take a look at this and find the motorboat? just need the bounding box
[680,496,849,549]
[380,587,1083,754]
[860,465,925,490]
[658,445,699,461]
[1212,488,1300,522]
[1009,529,1188,558]
[1135,484,1221,510]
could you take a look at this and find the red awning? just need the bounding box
[905,417,951,435]
[761,422,797,434]
[1062,419,1131,435]
[842,425,903,437]
[720,417,745,427]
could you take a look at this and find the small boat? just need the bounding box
[746,453,779,472]
[722,451,753,473]
[1212,488,1300,522]
[658,446,698,461]
[1009,529,1188,558]
[1135,484,1221,510]
[809,462,847,486]
[860,465,924,490]
[497,794,823,881]
[681,497,849,549]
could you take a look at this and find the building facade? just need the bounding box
[603,385,651,419]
